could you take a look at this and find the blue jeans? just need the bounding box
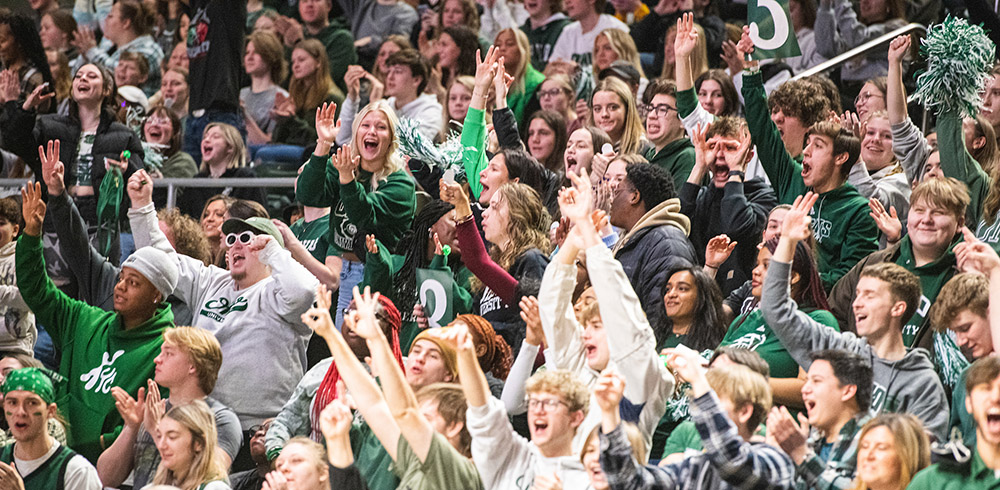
[183,109,246,165]
[119,232,135,262]
[335,259,365,329]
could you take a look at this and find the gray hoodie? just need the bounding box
[761,259,949,441]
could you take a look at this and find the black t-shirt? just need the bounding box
[477,249,550,353]
[178,166,268,218]
[187,0,246,112]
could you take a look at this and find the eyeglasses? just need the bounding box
[225,231,255,247]
[854,91,884,106]
[645,103,677,118]
[538,89,564,99]
[525,397,568,412]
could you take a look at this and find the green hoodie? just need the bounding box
[646,137,696,191]
[15,233,173,463]
[296,154,417,254]
[507,64,545,125]
[742,71,879,290]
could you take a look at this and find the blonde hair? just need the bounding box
[705,365,772,430]
[163,327,223,395]
[663,22,708,80]
[199,123,246,171]
[591,77,645,154]
[442,76,475,137]
[849,414,930,490]
[151,400,226,490]
[281,437,328,473]
[526,369,590,414]
[491,182,551,270]
[350,100,406,188]
[593,29,643,78]
[581,423,645,464]
[496,28,531,93]
[289,39,341,113]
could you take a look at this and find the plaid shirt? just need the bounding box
[796,413,871,490]
[601,390,796,490]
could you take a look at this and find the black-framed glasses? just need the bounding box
[225,231,255,247]
[645,103,677,118]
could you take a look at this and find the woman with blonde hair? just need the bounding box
[152,400,229,490]
[590,77,647,155]
[178,123,266,218]
[267,39,344,155]
[662,21,708,81]
[442,76,476,139]
[264,438,330,490]
[494,27,544,124]
[594,29,647,98]
[849,413,930,490]
[297,101,417,327]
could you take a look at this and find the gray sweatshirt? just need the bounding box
[848,160,912,236]
[761,259,949,441]
[891,119,931,184]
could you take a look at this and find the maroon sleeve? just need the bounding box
[455,218,518,303]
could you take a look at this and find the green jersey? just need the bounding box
[721,307,839,379]
[290,214,334,262]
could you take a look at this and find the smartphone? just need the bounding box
[442,168,455,184]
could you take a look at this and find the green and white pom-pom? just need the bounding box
[395,118,464,174]
[912,16,996,118]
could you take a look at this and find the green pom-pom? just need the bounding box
[395,118,464,175]
[912,16,996,118]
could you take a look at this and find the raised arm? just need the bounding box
[333,146,416,246]
[463,47,501,198]
[954,228,1000,354]
[886,36,909,126]
[674,14,698,94]
[298,103,342,207]
[301,286,401,460]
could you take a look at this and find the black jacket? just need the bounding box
[614,199,697,344]
[679,177,777,295]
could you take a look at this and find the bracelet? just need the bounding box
[728,170,745,180]
[742,64,760,75]
[705,264,719,270]
[456,212,475,225]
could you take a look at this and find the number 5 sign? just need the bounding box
[747,0,801,60]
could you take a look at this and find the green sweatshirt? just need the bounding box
[296,154,417,254]
[720,307,839,379]
[306,20,358,93]
[521,16,571,70]
[461,106,489,201]
[507,65,545,125]
[938,109,990,226]
[362,238,474,352]
[646,137,696,190]
[15,234,173,462]
[742,71,879,289]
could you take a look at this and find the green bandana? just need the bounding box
[2,368,58,404]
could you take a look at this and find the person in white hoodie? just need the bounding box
[125,170,318,435]
[538,169,674,457]
[337,49,443,145]
[443,323,591,489]
[0,197,35,356]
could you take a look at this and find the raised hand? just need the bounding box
[413,303,429,331]
[126,169,154,208]
[271,92,296,119]
[319,397,353,441]
[955,227,1000,275]
[766,406,810,463]
[143,378,165,436]
[345,65,365,101]
[724,128,753,172]
[691,123,712,164]
[38,140,65,196]
[705,235,738,268]
[432,321,475,353]
[840,111,862,139]
[868,198,902,243]
[735,25,756,69]
[271,219,301,249]
[314,102,340,146]
[20,182,46,237]
[720,40,744,75]
[593,370,626,414]
[350,286,383,340]
[104,150,129,173]
[333,145,360,184]
[22,83,53,111]
[262,470,290,490]
[674,13,699,59]
[551,216,570,248]
[663,346,709,385]
[888,34,911,66]
[781,192,819,243]
[111,386,146,429]
[301,285,336,340]
[439,179,473,219]
[557,187,590,223]
[247,233,274,254]
[474,46,500,94]
[365,234,379,255]
[71,25,97,53]
[519,296,545,347]
[590,146,616,186]
[0,70,18,104]
[366,73,385,101]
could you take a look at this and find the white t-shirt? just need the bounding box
[12,438,102,490]
[549,14,629,67]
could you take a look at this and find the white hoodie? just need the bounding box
[129,203,318,429]
[0,241,35,355]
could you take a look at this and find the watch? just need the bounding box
[728,170,745,180]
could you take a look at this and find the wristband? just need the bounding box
[728,170,745,180]
[742,64,760,75]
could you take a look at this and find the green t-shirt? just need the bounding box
[391,432,483,490]
[290,214,335,262]
[720,308,839,379]
[661,420,702,458]
[351,420,400,490]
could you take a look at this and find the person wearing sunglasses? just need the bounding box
[126,169,319,472]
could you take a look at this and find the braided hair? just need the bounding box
[392,200,455,320]
[310,295,404,440]
[452,314,512,380]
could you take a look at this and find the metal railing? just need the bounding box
[0,177,297,210]
[790,23,927,81]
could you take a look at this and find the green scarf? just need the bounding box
[96,166,124,258]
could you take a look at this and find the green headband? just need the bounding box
[2,368,61,404]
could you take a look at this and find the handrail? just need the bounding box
[0,177,298,210]
[790,23,927,81]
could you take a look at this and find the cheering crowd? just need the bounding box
[1,0,1000,488]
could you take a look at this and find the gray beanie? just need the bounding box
[121,247,179,299]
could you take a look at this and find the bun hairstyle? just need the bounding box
[117,0,156,36]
